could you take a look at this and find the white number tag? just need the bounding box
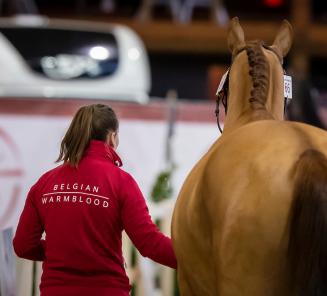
[216,69,229,96]
[284,75,292,99]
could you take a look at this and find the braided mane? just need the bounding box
[245,41,270,111]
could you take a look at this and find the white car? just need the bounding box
[0,15,151,103]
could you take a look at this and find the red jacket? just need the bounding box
[13,140,177,296]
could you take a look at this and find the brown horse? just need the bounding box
[172,17,327,296]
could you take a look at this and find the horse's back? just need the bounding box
[173,120,327,296]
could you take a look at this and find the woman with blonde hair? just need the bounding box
[13,104,177,296]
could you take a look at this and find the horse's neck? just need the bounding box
[222,62,284,135]
[222,100,267,135]
[222,97,275,132]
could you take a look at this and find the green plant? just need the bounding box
[151,169,173,203]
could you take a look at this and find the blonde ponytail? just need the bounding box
[57,104,119,167]
[57,105,95,167]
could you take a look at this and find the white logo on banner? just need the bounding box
[0,129,24,229]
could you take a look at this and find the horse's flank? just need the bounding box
[173,118,327,295]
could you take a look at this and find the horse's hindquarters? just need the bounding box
[173,120,327,295]
[205,121,324,295]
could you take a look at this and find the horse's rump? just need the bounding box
[202,121,327,295]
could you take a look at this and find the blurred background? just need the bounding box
[0,0,326,295]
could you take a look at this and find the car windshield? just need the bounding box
[0,27,119,80]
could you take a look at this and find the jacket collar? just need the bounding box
[84,140,123,167]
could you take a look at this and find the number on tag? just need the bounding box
[284,75,292,99]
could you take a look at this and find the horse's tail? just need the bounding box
[288,149,327,295]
